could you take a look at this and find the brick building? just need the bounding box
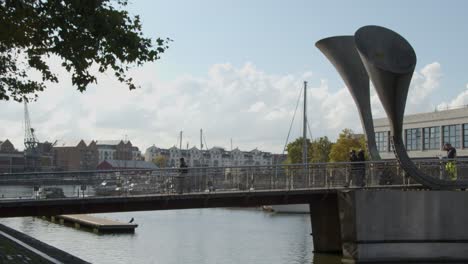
[54,140,98,171]
[0,139,24,173]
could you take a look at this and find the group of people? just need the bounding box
[346,149,366,187]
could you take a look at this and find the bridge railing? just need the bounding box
[0,158,467,200]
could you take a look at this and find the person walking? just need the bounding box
[443,143,457,180]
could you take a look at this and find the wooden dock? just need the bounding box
[45,214,138,234]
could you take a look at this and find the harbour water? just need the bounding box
[0,208,340,264]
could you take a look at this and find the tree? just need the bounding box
[0,0,171,102]
[329,129,367,162]
[310,136,333,163]
[285,136,335,164]
[153,155,167,168]
[285,137,312,164]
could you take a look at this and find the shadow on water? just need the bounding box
[313,253,342,264]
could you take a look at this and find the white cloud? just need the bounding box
[248,101,266,113]
[0,60,447,153]
[437,83,468,110]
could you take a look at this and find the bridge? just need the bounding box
[2,25,466,263]
[1,159,468,262]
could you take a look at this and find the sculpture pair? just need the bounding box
[316,25,467,189]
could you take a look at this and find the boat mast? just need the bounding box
[179,131,183,150]
[302,81,308,164]
[200,129,204,166]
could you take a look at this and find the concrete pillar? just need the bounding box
[309,194,342,254]
[338,189,468,262]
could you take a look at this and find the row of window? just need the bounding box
[376,124,468,152]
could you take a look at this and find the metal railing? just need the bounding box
[0,158,466,200]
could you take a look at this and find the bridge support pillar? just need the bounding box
[338,189,468,263]
[309,194,342,254]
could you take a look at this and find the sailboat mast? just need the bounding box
[200,129,203,150]
[302,81,308,164]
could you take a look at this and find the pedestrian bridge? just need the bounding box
[1,158,468,262]
[0,158,461,217]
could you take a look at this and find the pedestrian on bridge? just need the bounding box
[443,143,457,180]
[356,149,366,187]
[345,150,358,187]
[177,158,189,194]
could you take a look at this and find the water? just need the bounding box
[0,208,330,264]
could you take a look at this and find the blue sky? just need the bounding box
[129,0,468,102]
[1,0,468,153]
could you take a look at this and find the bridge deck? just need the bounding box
[0,186,415,217]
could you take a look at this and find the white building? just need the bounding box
[144,145,273,168]
[374,107,468,159]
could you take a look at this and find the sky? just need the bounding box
[1,0,468,153]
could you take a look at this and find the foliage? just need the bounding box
[285,137,312,164]
[329,128,367,162]
[0,0,171,101]
[285,136,333,164]
[153,155,167,168]
[310,136,333,163]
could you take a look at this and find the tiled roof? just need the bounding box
[96,140,129,146]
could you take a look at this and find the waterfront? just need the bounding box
[0,208,324,264]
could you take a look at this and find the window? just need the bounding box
[443,125,461,148]
[375,131,389,152]
[423,126,440,150]
[405,128,421,151]
[464,124,468,148]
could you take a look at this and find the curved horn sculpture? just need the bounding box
[354,25,468,189]
[316,36,380,160]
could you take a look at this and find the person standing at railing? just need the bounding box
[443,143,457,180]
[177,158,189,194]
[356,149,366,187]
[345,150,358,187]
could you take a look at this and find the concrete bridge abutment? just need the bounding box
[309,194,342,254]
[335,189,468,263]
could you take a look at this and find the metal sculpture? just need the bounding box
[317,25,468,189]
[316,36,380,160]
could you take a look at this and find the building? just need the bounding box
[272,153,288,165]
[0,139,24,173]
[144,145,274,168]
[96,140,142,162]
[54,139,143,171]
[97,160,158,170]
[374,107,468,159]
[54,140,99,171]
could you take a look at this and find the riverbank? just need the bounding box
[0,223,89,264]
